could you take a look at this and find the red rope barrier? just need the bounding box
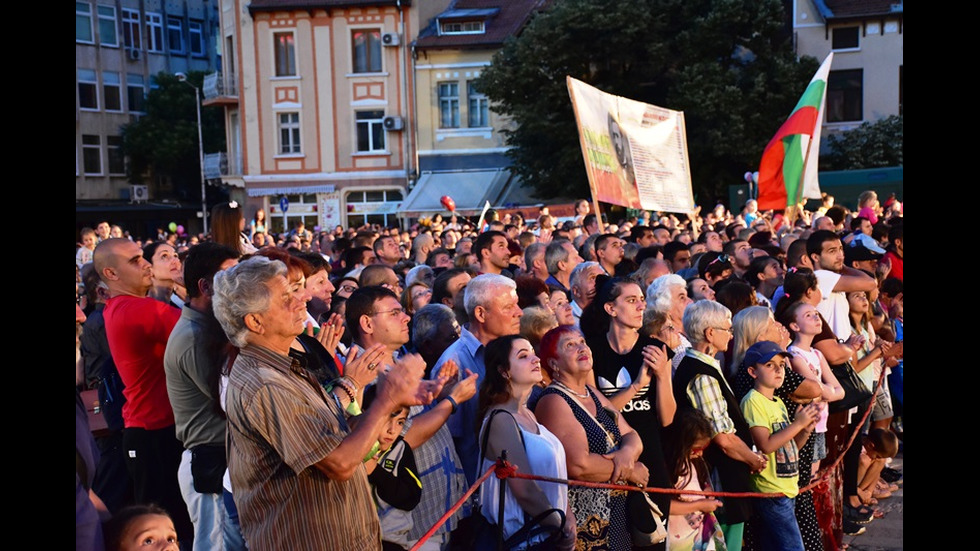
[409,462,497,551]
[411,370,888,546]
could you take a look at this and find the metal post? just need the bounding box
[193,86,207,235]
[496,450,507,551]
[177,72,207,235]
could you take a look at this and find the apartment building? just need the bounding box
[76,0,220,237]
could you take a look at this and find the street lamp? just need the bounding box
[176,72,208,235]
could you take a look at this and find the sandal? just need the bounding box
[844,502,874,524]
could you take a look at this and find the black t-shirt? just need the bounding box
[587,333,674,498]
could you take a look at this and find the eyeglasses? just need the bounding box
[411,289,432,301]
[370,307,405,318]
[711,326,733,333]
[339,284,358,293]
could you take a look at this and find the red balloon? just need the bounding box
[440,195,456,212]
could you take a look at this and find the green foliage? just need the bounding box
[821,115,903,170]
[121,72,226,200]
[477,0,819,206]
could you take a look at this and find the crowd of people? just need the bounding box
[76,191,904,551]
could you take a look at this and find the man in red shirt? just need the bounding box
[94,238,191,542]
[882,224,903,282]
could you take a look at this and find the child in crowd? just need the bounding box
[781,301,845,477]
[856,428,900,505]
[103,504,179,551]
[362,386,423,551]
[663,408,727,551]
[740,341,820,551]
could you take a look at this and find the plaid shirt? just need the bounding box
[684,349,737,436]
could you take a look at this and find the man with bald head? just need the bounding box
[812,216,835,232]
[94,238,192,543]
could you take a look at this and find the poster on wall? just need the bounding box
[320,192,342,230]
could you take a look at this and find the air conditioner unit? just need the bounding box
[382,32,400,46]
[131,185,149,203]
[127,48,141,61]
[382,116,404,131]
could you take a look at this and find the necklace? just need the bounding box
[554,380,590,399]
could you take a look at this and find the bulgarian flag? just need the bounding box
[757,53,833,211]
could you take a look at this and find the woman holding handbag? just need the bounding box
[476,335,576,551]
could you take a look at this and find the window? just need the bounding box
[167,16,185,53]
[103,72,122,111]
[78,69,99,110]
[352,29,382,73]
[107,136,125,175]
[189,20,204,56]
[122,9,141,50]
[98,5,118,46]
[345,189,403,228]
[440,21,485,35]
[468,81,489,127]
[146,13,163,52]
[278,112,301,154]
[832,26,860,50]
[827,69,863,123]
[82,135,102,175]
[128,74,145,112]
[76,2,93,43]
[356,111,386,152]
[274,32,296,77]
[438,82,460,128]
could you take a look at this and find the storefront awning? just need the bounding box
[399,169,510,218]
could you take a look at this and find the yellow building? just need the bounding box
[401,1,547,224]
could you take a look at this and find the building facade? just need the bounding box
[76,0,221,237]
[793,0,903,137]
[208,0,455,235]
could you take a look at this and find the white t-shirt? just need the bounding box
[814,270,851,340]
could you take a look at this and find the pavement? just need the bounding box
[842,451,903,550]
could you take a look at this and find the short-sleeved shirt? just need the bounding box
[684,349,736,437]
[741,389,800,497]
[226,344,381,551]
[164,305,227,448]
[431,326,486,485]
[814,270,851,340]
[104,294,181,430]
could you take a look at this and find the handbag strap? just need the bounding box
[549,383,617,451]
[504,507,566,549]
[480,408,527,462]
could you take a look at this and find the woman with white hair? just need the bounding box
[673,300,766,551]
[646,274,693,372]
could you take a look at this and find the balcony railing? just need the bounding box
[203,72,237,100]
[204,152,243,179]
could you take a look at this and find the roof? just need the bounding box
[811,0,903,21]
[416,0,547,50]
[248,0,408,14]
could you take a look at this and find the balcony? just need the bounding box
[204,152,243,180]
[202,72,238,106]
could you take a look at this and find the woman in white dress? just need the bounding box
[477,335,576,551]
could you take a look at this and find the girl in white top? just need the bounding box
[782,301,845,477]
[477,336,575,551]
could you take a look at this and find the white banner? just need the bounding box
[567,76,695,213]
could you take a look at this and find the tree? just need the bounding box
[821,115,903,171]
[121,72,226,202]
[478,0,819,207]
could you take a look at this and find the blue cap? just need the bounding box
[743,340,791,367]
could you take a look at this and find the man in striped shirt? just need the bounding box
[213,256,426,550]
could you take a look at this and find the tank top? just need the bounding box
[787,345,829,433]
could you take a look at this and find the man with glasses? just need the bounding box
[347,286,478,551]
